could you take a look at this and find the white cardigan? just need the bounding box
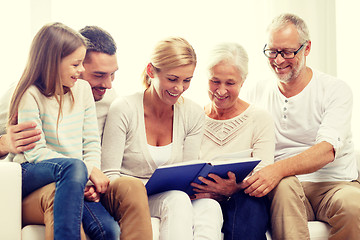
[101,92,205,183]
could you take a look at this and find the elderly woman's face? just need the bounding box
[208,61,243,110]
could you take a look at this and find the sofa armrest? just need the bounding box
[0,162,22,240]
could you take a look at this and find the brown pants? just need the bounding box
[268,176,360,240]
[22,177,153,240]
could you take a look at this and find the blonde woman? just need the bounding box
[102,37,223,240]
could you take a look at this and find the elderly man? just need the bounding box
[242,13,360,240]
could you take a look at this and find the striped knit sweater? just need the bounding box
[12,80,101,175]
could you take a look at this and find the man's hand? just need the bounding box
[89,167,110,194]
[2,121,41,154]
[190,172,240,200]
[239,164,283,198]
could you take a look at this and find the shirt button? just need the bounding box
[284,107,287,111]
[285,99,288,103]
[284,115,287,119]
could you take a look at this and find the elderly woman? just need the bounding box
[192,43,274,240]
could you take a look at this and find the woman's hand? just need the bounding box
[190,172,240,200]
[89,167,110,194]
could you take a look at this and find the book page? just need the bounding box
[209,149,253,164]
[157,159,206,169]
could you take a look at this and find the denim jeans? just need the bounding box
[21,158,88,240]
[83,201,120,240]
[221,191,270,240]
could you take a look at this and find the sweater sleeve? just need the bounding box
[251,108,275,173]
[82,83,101,174]
[182,99,205,161]
[101,97,128,182]
[18,89,66,163]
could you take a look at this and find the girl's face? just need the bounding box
[151,64,195,106]
[60,46,86,88]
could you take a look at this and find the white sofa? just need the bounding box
[1,151,359,240]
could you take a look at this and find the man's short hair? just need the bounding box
[79,26,117,55]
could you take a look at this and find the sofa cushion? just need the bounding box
[22,217,161,240]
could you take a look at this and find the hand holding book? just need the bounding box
[190,171,240,200]
[145,149,260,196]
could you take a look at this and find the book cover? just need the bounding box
[145,150,260,196]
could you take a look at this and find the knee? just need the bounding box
[109,177,147,200]
[62,158,88,183]
[162,190,192,211]
[331,190,360,222]
[193,198,223,220]
[270,176,303,201]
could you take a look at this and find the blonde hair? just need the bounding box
[8,22,86,128]
[142,37,197,89]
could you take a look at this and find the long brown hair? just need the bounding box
[8,22,87,127]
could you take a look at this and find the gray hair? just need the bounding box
[207,42,249,81]
[267,13,310,44]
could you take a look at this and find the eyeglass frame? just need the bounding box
[263,41,308,59]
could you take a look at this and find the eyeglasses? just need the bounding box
[263,41,307,59]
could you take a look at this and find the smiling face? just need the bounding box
[150,64,195,106]
[208,61,243,110]
[267,24,309,83]
[60,46,86,88]
[81,51,119,101]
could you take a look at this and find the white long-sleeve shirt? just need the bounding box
[244,68,358,182]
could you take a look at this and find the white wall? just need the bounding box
[0,0,31,92]
[0,0,358,146]
[336,0,360,147]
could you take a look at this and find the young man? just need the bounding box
[242,13,360,240]
[0,26,153,240]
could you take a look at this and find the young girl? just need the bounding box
[8,23,113,240]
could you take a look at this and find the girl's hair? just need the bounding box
[141,37,197,89]
[8,22,87,126]
[207,42,249,81]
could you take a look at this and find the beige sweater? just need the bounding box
[101,92,205,183]
[200,104,275,173]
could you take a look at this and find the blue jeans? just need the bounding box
[21,158,88,240]
[83,201,120,240]
[221,191,270,240]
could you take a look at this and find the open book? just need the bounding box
[145,149,260,196]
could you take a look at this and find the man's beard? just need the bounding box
[273,56,305,83]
